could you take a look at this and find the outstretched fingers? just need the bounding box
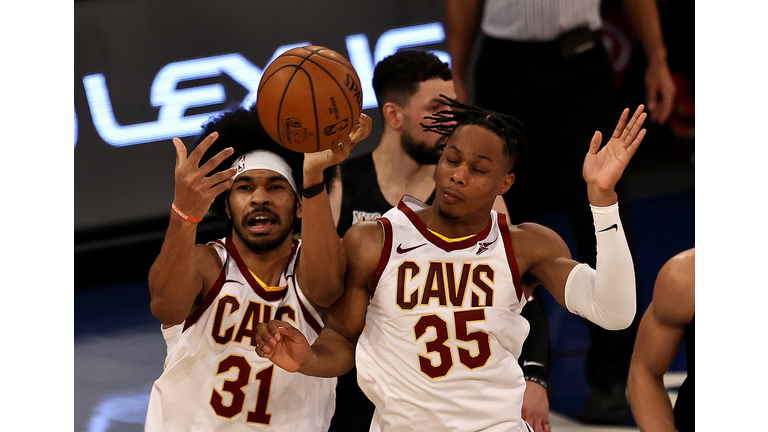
[187,131,219,166]
[198,146,235,179]
[172,137,189,171]
[625,127,647,158]
[625,113,647,145]
[587,131,603,156]
[612,108,630,139]
[619,105,646,141]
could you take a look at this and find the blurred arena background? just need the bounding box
[74,0,694,430]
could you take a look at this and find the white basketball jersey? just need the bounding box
[356,196,530,432]
[145,238,336,432]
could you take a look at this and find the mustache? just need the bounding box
[242,206,280,223]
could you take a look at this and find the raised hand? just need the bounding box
[254,320,313,373]
[583,105,647,206]
[171,132,237,221]
[303,113,372,185]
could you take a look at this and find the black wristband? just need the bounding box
[300,181,325,199]
[524,375,548,390]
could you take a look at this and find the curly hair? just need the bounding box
[192,105,338,223]
[421,96,528,173]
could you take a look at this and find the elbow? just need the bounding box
[300,269,346,308]
[150,297,188,326]
[307,283,345,309]
[600,306,636,331]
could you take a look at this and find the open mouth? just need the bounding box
[245,212,278,233]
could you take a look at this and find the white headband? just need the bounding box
[231,150,299,197]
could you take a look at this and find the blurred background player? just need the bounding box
[628,248,694,432]
[444,0,676,424]
[328,49,553,432]
[144,106,371,431]
[255,101,647,432]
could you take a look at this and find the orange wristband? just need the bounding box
[171,202,203,223]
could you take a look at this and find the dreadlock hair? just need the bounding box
[421,96,528,174]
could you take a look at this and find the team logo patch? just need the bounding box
[236,154,246,175]
[476,238,497,255]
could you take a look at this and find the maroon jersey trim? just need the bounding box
[369,217,393,297]
[225,237,289,301]
[297,297,324,336]
[183,262,227,332]
[397,197,493,252]
[288,243,324,336]
[498,213,523,301]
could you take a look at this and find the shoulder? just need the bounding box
[196,243,225,292]
[343,220,386,271]
[652,248,695,326]
[343,220,385,250]
[508,222,572,271]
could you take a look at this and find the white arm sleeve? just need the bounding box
[563,203,636,330]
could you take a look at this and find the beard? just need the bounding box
[231,203,297,254]
[401,130,444,165]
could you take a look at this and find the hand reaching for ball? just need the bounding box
[303,113,372,186]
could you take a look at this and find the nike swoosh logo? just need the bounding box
[224,279,243,285]
[522,360,546,368]
[396,243,427,254]
[598,224,618,233]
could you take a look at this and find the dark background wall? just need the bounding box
[75,0,454,288]
[74,1,696,431]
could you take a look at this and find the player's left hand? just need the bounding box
[582,105,647,206]
[303,113,372,185]
[521,381,551,432]
[254,320,312,373]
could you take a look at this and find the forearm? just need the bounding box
[518,292,551,385]
[564,203,636,330]
[298,170,346,307]
[148,215,204,324]
[444,0,485,83]
[299,327,357,378]
[621,0,668,64]
[627,368,676,432]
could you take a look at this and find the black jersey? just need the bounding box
[674,315,694,432]
[337,152,434,237]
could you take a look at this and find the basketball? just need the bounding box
[256,45,363,153]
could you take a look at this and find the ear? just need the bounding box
[381,101,404,129]
[498,173,515,196]
[295,196,303,220]
[224,195,232,220]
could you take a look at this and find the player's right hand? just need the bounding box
[172,132,236,220]
[302,113,372,186]
[254,320,312,373]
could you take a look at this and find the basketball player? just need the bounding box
[328,49,553,432]
[144,106,371,431]
[254,100,646,431]
[627,248,694,432]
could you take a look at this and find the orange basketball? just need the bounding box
[256,45,363,153]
